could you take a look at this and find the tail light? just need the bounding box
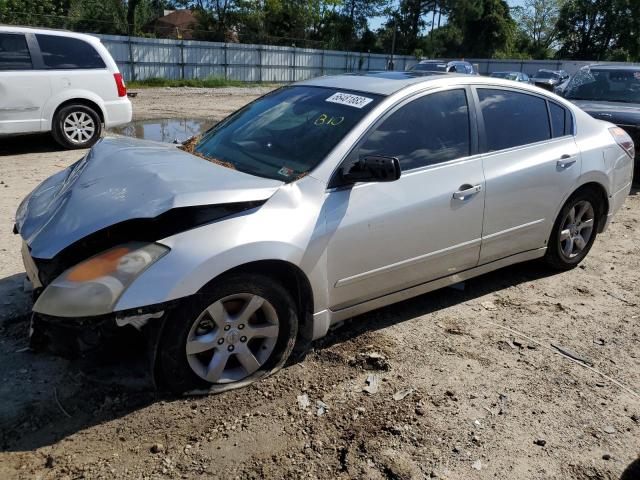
[113,73,127,97]
[609,127,635,159]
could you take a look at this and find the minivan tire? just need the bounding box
[544,189,601,271]
[52,104,102,149]
[156,273,298,394]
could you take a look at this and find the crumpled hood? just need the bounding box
[571,100,640,126]
[16,136,283,259]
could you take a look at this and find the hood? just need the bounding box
[16,136,283,259]
[570,100,640,126]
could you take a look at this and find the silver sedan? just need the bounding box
[16,72,634,393]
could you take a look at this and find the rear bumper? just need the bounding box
[602,181,632,231]
[104,98,132,128]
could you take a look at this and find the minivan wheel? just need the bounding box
[156,274,298,394]
[52,104,102,149]
[544,191,600,271]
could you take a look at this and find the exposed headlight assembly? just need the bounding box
[34,242,169,317]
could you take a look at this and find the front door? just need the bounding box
[325,88,486,310]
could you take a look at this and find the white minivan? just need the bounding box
[0,26,132,149]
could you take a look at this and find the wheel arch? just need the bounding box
[202,260,315,346]
[568,181,610,233]
[53,98,105,125]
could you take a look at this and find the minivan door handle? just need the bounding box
[557,154,576,169]
[453,184,483,200]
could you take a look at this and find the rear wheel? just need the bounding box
[52,104,102,149]
[544,190,601,270]
[156,273,298,394]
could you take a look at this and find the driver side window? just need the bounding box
[350,89,471,171]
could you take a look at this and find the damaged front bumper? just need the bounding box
[29,301,174,357]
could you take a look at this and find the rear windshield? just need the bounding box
[491,72,518,80]
[193,86,382,181]
[534,71,558,80]
[564,69,640,104]
[411,63,447,72]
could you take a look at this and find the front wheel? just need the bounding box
[544,190,601,270]
[52,104,102,149]
[156,274,298,394]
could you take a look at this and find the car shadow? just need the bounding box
[0,132,67,155]
[0,259,557,452]
[621,457,640,480]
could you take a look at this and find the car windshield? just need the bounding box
[491,72,518,80]
[534,71,558,80]
[192,86,382,181]
[564,69,640,103]
[411,62,447,72]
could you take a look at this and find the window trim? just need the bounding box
[0,32,34,71]
[472,85,575,155]
[328,85,479,189]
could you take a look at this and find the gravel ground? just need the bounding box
[0,87,639,480]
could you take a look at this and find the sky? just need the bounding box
[368,0,526,32]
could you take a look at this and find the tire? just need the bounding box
[156,273,298,394]
[544,189,602,271]
[52,104,102,149]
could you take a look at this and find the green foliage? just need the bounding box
[127,76,277,88]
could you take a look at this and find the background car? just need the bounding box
[0,26,132,149]
[531,69,570,91]
[16,73,633,393]
[490,71,530,83]
[409,60,478,75]
[560,64,639,179]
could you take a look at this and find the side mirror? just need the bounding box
[341,156,401,185]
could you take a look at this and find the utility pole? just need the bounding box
[389,16,397,70]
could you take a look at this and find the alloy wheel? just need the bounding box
[63,111,96,144]
[185,293,279,384]
[558,200,595,259]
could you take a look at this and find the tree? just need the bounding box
[512,0,562,57]
[555,0,639,61]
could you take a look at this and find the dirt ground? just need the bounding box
[0,87,639,480]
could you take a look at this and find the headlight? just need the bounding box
[33,242,169,317]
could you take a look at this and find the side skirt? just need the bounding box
[326,247,547,325]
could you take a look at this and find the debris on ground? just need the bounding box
[534,439,547,447]
[603,425,616,434]
[392,388,414,401]
[551,343,594,366]
[471,460,482,470]
[297,394,310,410]
[363,374,380,395]
[316,400,327,416]
[480,301,497,311]
[350,351,391,371]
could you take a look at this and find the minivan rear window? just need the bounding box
[0,33,32,70]
[36,34,106,69]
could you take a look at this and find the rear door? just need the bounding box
[325,87,486,310]
[475,87,580,263]
[0,32,50,134]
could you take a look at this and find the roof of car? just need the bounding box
[0,25,101,44]
[585,63,640,71]
[298,71,467,96]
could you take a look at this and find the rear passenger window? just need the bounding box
[549,102,569,137]
[0,33,32,70]
[355,89,471,171]
[478,88,551,151]
[36,34,106,69]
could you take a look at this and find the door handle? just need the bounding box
[557,154,576,169]
[453,184,483,200]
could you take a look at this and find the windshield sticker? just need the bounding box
[278,166,294,177]
[326,92,373,109]
[314,114,345,126]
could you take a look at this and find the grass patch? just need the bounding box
[127,76,275,89]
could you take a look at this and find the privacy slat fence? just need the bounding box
[94,34,638,83]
